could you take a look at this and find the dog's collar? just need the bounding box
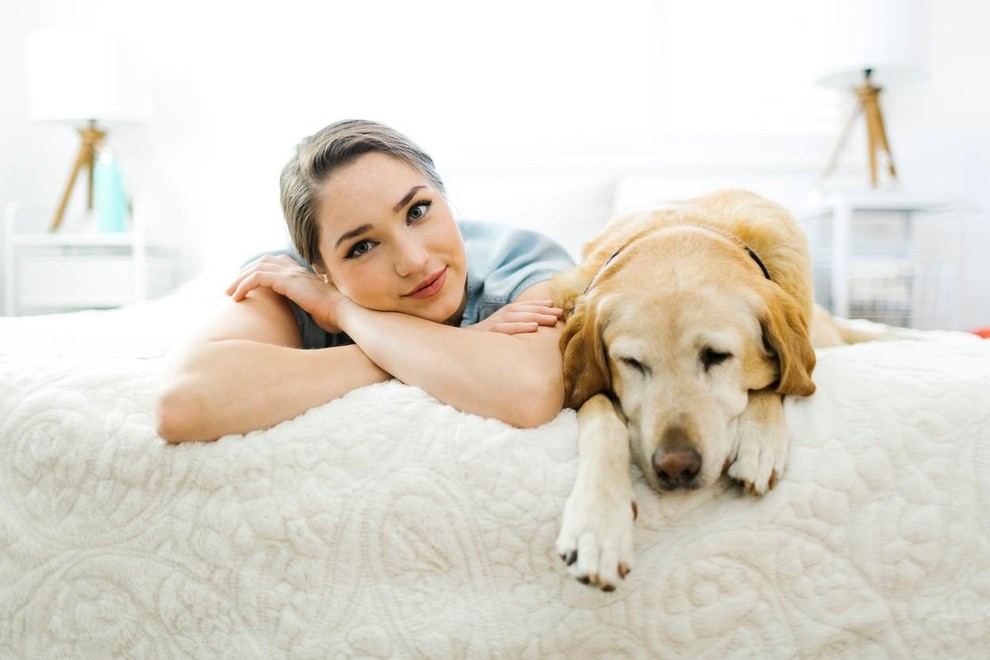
[583,225,772,294]
[584,249,622,294]
[744,245,772,281]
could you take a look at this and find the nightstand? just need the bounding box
[2,203,178,316]
[802,193,968,330]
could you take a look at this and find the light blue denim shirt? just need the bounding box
[260,220,574,350]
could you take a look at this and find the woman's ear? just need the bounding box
[559,296,611,409]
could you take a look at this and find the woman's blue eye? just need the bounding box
[347,240,374,258]
[408,200,431,222]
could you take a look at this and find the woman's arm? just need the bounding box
[161,254,566,442]
[335,280,565,429]
[155,288,389,443]
[225,255,566,428]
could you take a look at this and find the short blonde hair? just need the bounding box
[280,119,446,269]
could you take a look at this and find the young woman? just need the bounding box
[156,120,574,442]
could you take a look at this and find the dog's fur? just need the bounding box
[553,190,818,590]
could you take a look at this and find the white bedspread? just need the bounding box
[1,335,989,657]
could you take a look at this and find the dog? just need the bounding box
[553,189,818,591]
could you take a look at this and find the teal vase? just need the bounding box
[94,147,127,233]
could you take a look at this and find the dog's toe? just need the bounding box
[574,532,600,580]
[729,434,787,496]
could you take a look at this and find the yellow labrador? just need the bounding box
[553,190,817,591]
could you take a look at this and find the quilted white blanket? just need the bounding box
[1,335,989,657]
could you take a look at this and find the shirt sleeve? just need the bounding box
[460,221,575,326]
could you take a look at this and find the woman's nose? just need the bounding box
[393,239,430,277]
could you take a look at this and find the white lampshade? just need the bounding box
[27,28,150,124]
[815,0,927,89]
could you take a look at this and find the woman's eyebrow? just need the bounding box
[334,223,373,250]
[392,185,426,213]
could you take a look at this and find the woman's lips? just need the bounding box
[404,267,447,299]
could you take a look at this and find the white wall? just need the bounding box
[895,1,990,330]
[1,0,988,329]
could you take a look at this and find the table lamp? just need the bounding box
[816,0,925,188]
[27,28,150,232]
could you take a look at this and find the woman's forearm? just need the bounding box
[156,339,389,442]
[336,302,564,428]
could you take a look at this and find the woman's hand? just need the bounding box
[226,255,344,332]
[468,300,563,335]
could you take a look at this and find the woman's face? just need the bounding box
[315,152,467,323]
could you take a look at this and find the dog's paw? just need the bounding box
[727,428,787,496]
[555,486,636,591]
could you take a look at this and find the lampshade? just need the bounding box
[815,0,926,89]
[27,28,150,124]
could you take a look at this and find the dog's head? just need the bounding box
[559,227,815,492]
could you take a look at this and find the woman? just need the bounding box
[156,120,574,442]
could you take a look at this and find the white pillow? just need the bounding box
[444,171,615,261]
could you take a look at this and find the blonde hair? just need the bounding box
[280,119,446,269]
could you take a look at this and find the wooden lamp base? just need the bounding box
[51,119,106,232]
[821,68,897,188]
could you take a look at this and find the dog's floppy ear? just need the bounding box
[551,268,591,319]
[761,288,817,397]
[559,297,611,409]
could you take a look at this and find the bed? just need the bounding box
[1,274,989,659]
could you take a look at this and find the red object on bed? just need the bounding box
[972,327,990,339]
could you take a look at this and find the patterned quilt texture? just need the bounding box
[1,336,989,658]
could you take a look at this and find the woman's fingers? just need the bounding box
[491,322,541,335]
[469,298,567,334]
[486,312,561,335]
[503,302,563,321]
[228,270,277,302]
[226,255,308,300]
[502,311,562,327]
[512,301,563,314]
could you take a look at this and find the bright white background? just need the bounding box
[1,0,988,329]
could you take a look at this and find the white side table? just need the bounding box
[802,193,967,329]
[2,203,178,316]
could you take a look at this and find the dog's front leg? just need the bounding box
[556,394,636,591]
[728,388,788,496]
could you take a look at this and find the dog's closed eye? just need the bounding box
[700,347,732,371]
[618,356,651,377]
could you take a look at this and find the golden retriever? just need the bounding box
[553,189,817,591]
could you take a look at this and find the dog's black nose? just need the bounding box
[653,448,702,489]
